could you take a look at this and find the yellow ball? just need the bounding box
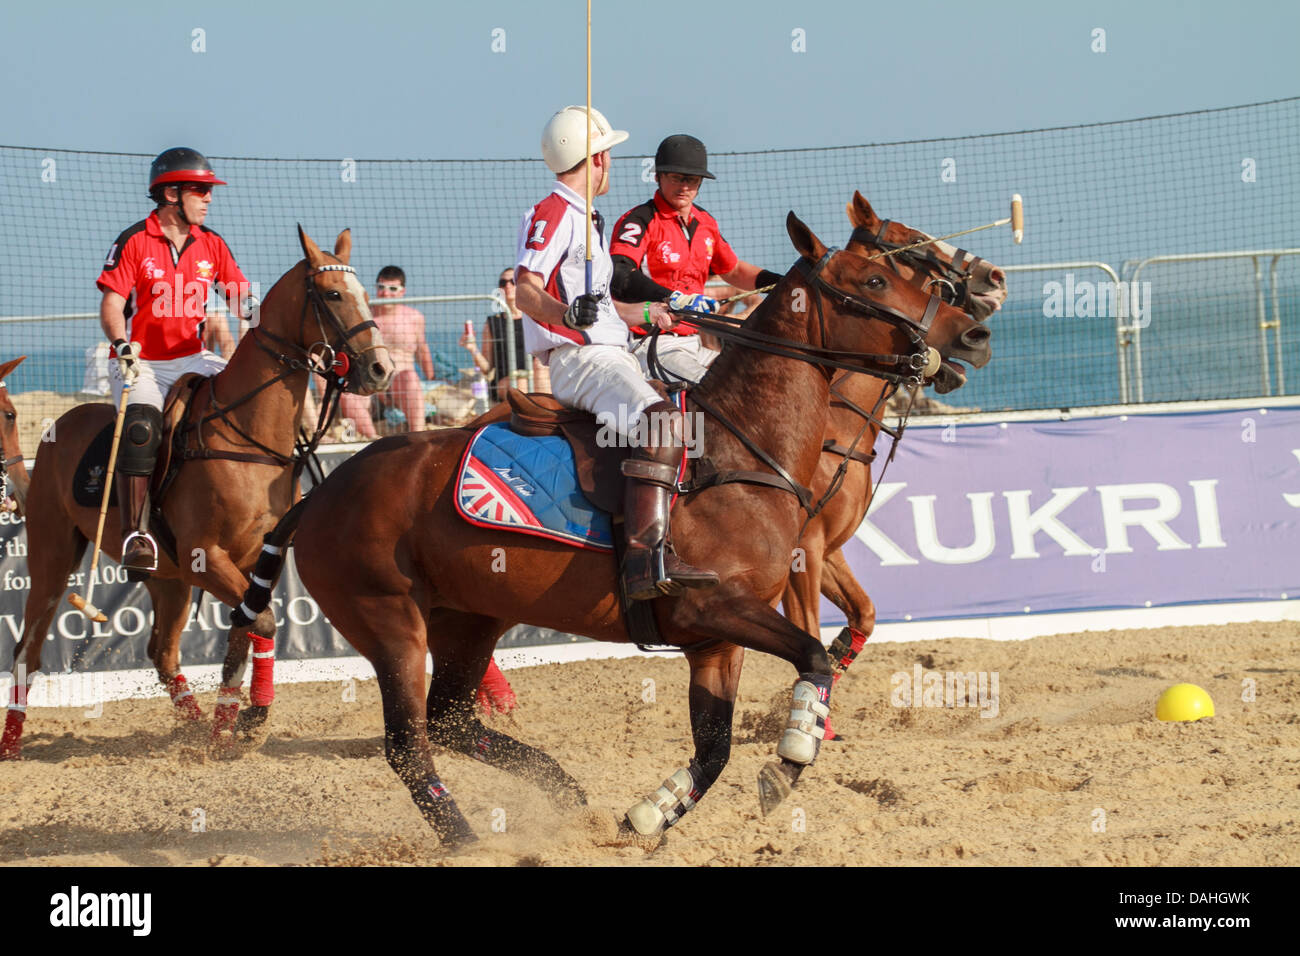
[1156,683,1215,722]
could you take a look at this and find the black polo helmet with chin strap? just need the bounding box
[148,147,226,221]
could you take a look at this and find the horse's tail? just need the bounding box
[230,495,311,629]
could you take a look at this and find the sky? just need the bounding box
[2,0,1298,159]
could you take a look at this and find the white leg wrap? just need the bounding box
[777,680,829,765]
[625,767,698,837]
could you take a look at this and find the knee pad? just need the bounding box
[118,405,163,475]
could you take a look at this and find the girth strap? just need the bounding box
[684,390,815,516]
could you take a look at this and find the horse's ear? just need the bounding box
[334,229,352,265]
[0,356,26,382]
[787,211,827,262]
[298,224,324,267]
[847,191,877,229]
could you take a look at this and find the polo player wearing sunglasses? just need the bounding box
[96,146,256,577]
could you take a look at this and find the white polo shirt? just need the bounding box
[515,181,630,360]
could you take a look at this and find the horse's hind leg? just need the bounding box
[2,504,88,759]
[145,577,203,721]
[423,609,586,809]
[623,642,745,840]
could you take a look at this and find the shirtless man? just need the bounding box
[338,266,434,436]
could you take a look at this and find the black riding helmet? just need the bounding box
[654,134,716,180]
[148,147,226,222]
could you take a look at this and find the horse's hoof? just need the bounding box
[234,705,269,735]
[173,697,204,722]
[614,818,666,852]
[758,760,801,816]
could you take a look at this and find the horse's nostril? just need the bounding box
[961,325,991,346]
[990,268,1006,287]
[372,362,390,381]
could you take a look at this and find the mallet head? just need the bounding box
[67,593,108,624]
[1011,194,1024,244]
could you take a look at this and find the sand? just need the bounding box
[0,620,1295,867]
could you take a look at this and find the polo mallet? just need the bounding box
[717,194,1026,312]
[68,384,132,623]
[866,192,1024,262]
[584,0,593,298]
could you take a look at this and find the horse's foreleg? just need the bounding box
[145,577,203,721]
[624,642,744,839]
[819,549,874,738]
[188,547,270,749]
[423,610,586,810]
[668,590,835,815]
[779,536,825,638]
[3,507,88,760]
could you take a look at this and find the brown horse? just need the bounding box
[240,211,993,847]
[1,228,393,759]
[780,193,1008,714]
[0,357,30,517]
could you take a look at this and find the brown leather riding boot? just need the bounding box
[117,472,158,576]
[620,402,719,601]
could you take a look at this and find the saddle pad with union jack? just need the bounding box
[454,423,613,551]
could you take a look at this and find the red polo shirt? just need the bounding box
[97,211,249,360]
[610,191,739,336]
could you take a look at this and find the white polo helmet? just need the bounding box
[541,106,629,174]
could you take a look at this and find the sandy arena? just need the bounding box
[0,621,1295,866]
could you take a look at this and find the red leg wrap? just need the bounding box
[0,710,25,761]
[249,634,275,707]
[476,658,517,716]
[211,687,241,744]
[166,674,204,721]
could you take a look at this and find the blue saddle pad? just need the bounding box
[454,424,613,551]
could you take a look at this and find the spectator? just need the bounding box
[459,267,551,400]
[338,266,435,437]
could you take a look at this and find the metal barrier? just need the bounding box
[1125,249,1300,401]
[1000,261,1131,401]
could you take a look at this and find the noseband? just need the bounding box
[254,263,383,385]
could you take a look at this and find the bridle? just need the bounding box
[182,261,385,482]
[0,387,22,507]
[675,245,952,520]
[851,220,981,309]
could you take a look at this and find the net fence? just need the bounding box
[1,95,1297,449]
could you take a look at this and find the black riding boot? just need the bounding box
[620,400,718,601]
[117,472,158,578]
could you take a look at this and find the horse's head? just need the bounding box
[786,213,991,394]
[260,227,395,396]
[0,356,29,516]
[845,191,1008,323]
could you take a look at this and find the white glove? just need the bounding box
[668,291,719,314]
[113,339,140,385]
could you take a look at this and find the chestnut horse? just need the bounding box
[0,357,30,517]
[241,211,993,847]
[1,229,393,759]
[781,194,1008,717]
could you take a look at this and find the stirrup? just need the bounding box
[122,531,159,573]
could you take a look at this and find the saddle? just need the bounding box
[72,374,207,509]
[503,389,642,516]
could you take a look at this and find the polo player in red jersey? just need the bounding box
[609,134,782,383]
[96,147,256,578]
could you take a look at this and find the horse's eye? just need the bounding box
[325,290,342,301]
[4,412,13,422]
[864,275,886,291]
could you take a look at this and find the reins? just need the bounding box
[180,262,376,485]
[665,241,969,526]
